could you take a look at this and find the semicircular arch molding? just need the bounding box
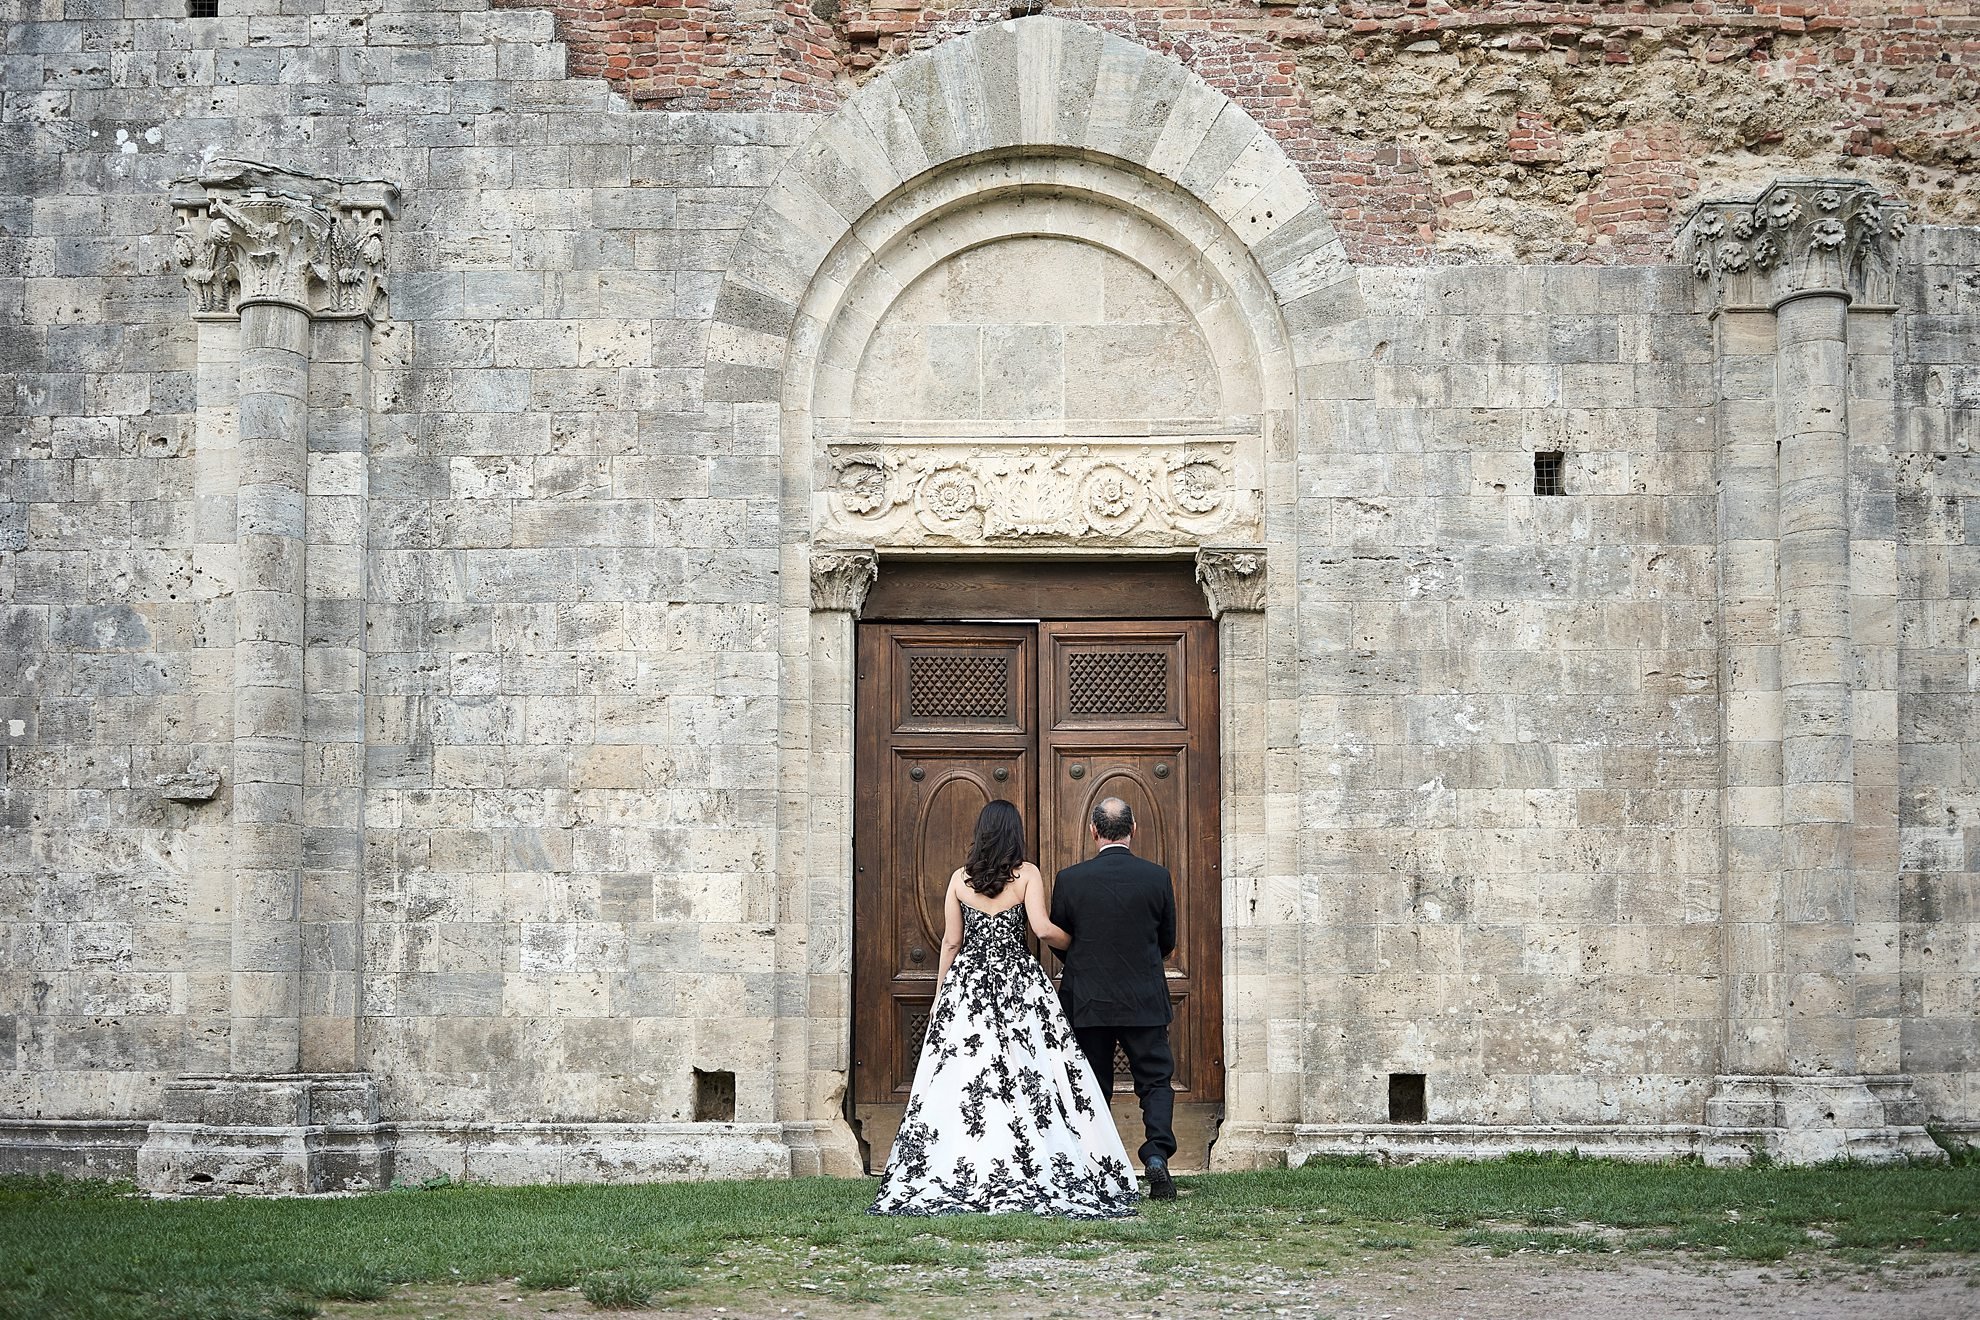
[806,156,1283,548]
[707,14,1365,420]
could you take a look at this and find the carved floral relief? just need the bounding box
[822,439,1256,548]
[1679,180,1905,308]
[168,161,399,321]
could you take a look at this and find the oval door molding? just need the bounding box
[911,768,996,953]
[1084,766,1172,872]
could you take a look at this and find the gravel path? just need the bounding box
[323,1250,1980,1320]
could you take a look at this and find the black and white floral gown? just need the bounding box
[870,901,1139,1218]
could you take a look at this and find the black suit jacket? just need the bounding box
[1051,844,1176,1028]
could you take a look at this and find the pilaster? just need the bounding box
[1194,547,1286,1169]
[779,545,881,1176]
[1680,179,1938,1164]
[140,161,399,1194]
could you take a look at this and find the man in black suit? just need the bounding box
[1050,796,1178,1199]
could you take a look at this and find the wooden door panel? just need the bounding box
[1041,745,1193,973]
[853,624,1034,1109]
[1045,627,1188,730]
[1038,620,1222,1103]
[854,612,1222,1128]
[888,632,1030,734]
[891,749,1033,981]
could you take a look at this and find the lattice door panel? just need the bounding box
[889,631,1030,734]
[1068,650,1170,716]
[1045,629,1187,728]
[903,1007,932,1076]
[909,652,1012,719]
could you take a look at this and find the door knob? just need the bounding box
[993,766,1008,781]
[908,765,924,781]
[909,946,926,963]
[1154,762,1170,778]
[1069,764,1085,779]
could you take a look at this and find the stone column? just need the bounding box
[1680,180,1938,1164]
[781,546,877,1176]
[1194,547,1288,1169]
[139,162,399,1194]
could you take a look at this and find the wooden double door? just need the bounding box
[852,617,1223,1166]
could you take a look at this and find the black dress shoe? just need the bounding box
[1144,1156,1176,1200]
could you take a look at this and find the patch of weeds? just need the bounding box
[582,1269,651,1310]
[1723,1229,1803,1263]
[0,1175,133,1203]
[308,1274,393,1302]
[1356,1236,1416,1252]
[515,1263,582,1290]
[391,1173,464,1192]
[838,1274,886,1304]
[1135,1250,1188,1274]
[1177,1217,1242,1241]
[1636,1223,1807,1263]
[581,1265,686,1310]
[1926,1126,1979,1168]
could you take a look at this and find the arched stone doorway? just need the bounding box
[706,15,1364,1175]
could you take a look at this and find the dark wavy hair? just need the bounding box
[963,800,1027,897]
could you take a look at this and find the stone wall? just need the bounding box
[1,2,811,1140]
[501,0,1980,261]
[0,1,1974,1183]
[1293,262,1724,1127]
[1897,227,1980,1125]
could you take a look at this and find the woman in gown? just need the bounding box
[870,800,1139,1218]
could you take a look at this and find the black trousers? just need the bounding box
[1073,1024,1176,1165]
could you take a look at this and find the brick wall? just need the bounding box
[503,0,1980,263]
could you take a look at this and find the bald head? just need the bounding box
[1090,797,1134,843]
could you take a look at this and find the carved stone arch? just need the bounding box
[708,15,1363,411]
[744,16,1363,1176]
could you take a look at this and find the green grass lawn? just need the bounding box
[3,1156,1977,1320]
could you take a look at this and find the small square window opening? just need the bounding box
[188,0,220,15]
[692,1068,735,1122]
[1388,1072,1427,1123]
[1534,450,1566,497]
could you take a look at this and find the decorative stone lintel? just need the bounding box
[1678,178,1906,312]
[170,160,401,322]
[809,545,879,616]
[822,434,1257,548]
[1195,546,1267,620]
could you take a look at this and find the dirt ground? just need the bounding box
[324,1250,1980,1320]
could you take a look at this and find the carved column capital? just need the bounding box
[170,160,400,322]
[1195,546,1267,620]
[1678,179,1906,312]
[810,545,879,616]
